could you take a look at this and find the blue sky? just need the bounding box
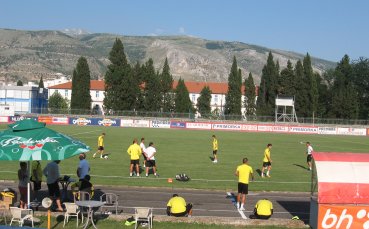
[1,0,368,62]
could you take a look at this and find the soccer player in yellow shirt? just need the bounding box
[212,135,218,163]
[235,157,254,210]
[93,133,105,159]
[261,144,272,178]
[166,194,193,217]
[127,138,142,177]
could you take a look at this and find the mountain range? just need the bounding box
[0,28,336,85]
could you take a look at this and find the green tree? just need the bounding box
[175,78,194,114]
[38,76,44,88]
[16,80,23,86]
[160,58,174,112]
[71,56,91,112]
[329,55,358,119]
[143,58,161,112]
[104,38,130,113]
[244,72,256,117]
[352,57,369,119]
[48,91,68,113]
[256,52,279,116]
[278,60,296,96]
[197,86,212,117]
[303,53,318,115]
[224,56,242,118]
[294,60,309,117]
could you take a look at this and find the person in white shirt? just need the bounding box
[140,137,147,168]
[43,160,63,211]
[144,142,158,177]
[306,142,314,171]
[77,153,90,180]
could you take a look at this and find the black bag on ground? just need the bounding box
[175,173,190,182]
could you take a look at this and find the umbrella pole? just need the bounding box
[27,161,31,208]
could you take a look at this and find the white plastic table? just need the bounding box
[75,200,104,229]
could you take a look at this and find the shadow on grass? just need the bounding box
[293,164,308,171]
[277,200,310,224]
[209,156,214,162]
[255,169,262,176]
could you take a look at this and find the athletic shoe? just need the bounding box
[146,174,148,177]
[93,154,96,158]
[239,206,245,211]
[137,174,140,177]
[261,174,265,178]
[266,175,271,178]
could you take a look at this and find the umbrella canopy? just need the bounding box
[0,119,90,161]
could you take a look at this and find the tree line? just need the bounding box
[49,38,369,121]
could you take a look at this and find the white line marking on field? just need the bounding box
[69,130,101,136]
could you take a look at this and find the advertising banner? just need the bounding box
[336,127,366,136]
[289,126,319,134]
[69,117,96,126]
[0,116,9,123]
[186,122,212,130]
[170,121,186,128]
[52,117,69,125]
[272,125,289,132]
[38,116,54,124]
[257,125,274,132]
[151,120,171,128]
[318,127,337,135]
[318,204,369,229]
[367,128,369,136]
[97,118,120,127]
[9,116,37,122]
[241,124,258,131]
[212,123,242,131]
[120,119,150,128]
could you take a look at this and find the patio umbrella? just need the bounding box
[0,118,90,206]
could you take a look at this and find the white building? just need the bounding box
[48,80,252,115]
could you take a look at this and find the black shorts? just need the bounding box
[142,154,147,160]
[131,159,140,165]
[47,181,61,198]
[255,213,271,219]
[213,150,218,155]
[98,146,104,151]
[262,162,271,167]
[33,181,42,191]
[169,203,193,217]
[238,182,248,194]
[307,154,312,162]
[145,160,156,167]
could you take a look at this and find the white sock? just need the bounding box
[241,203,244,209]
[266,171,269,176]
[130,173,132,176]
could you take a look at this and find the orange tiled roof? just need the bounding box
[48,80,253,95]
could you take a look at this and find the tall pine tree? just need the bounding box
[71,56,91,112]
[294,60,309,117]
[303,53,318,116]
[196,86,212,117]
[174,78,194,114]
[244,73,256,117]
[224,56,242,119]
[160,58,174,112]
[143,58,161,112]
[38,76,44,88]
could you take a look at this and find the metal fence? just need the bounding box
[27,108,369,126]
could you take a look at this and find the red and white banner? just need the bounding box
[318,127,337,135]
[186,122,212,130]
[289,126,319,134]
[336,127,366,136]
[121,119,150,128]
[318,204,369,229]
[0,116,9,123]
[241,124,258,131]
[257,125,274,132]
[212,123,242,131]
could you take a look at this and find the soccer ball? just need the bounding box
[103,155,109,159]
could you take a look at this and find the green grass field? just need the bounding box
[1,124,369,192]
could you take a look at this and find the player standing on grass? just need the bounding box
[144,142,158,177]
[261,144,272,178]
[306,142,314,171]
[235,157,254,210]
[212,135,218,163]
[93,133,105,159]
[127,138,142,177]
[140,137,147,168]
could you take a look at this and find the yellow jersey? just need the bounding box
[167,196,186,213]
[212,138,218,150]
[127,143,142,160]
[236,164,253,184]
[255,199,273,216]
[98,135,104,147]
[263,148,271,162]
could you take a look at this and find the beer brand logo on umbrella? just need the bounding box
[1,137,58,148]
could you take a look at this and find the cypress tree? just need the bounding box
[224,56,242,119]
[352,57,369,119]
[17,80,23,86]
[143,58,161,112]
[38,76,44,88]
[197,86,212,118]
[294,60,309,117]
[244,72,256,117]
[278,60,295,96]
[303,53,318,115]
[174,78,194,114]
[104,38,129,112]
[160,58,174,112]
[71,56,91,112]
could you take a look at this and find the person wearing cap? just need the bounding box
[253,199,273,219]
[166,194,193,217]
[77,153,90,180]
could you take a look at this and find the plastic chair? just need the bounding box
[63,202,83,227]
[0,204,7,225]
[9,207,34,227]
[134,207,153,229]
[73,191,91,202]
[100,193,119,215]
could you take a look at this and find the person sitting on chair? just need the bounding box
[253,199,273,219]
[166,194,193,217]
[71,175,94,200]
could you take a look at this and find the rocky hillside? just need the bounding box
[0,28,336,85]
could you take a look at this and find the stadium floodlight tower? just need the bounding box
[275,95,298,123]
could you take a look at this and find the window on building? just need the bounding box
[65,90,68,98]
[214,95,218,104]
[96,91,99,98]
[191,94,196,102]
